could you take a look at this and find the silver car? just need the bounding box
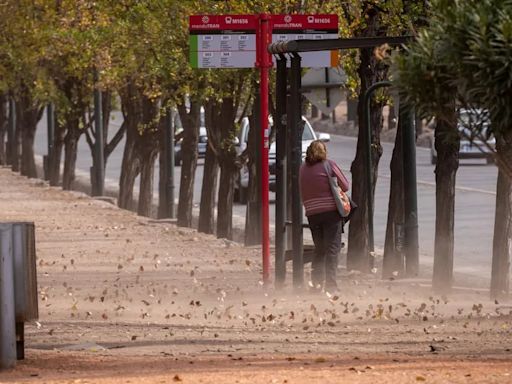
[430,109,495,165]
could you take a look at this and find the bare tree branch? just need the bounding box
[85,128,94,149]
[105,120,126,159]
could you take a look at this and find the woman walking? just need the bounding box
[300,140,349,293]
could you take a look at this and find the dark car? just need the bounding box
[174,126,208,166]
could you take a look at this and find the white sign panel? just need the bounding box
[197,34,256,52]
[190,14,339,69]
[271,33,339,68]
[194,51,256,69]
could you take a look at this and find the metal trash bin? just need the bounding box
[0,222,38,369]
[12,222,39,360]
[0,224,16,370]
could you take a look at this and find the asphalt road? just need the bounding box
[34,111,498,283]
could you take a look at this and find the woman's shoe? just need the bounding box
[324,284,339,295]
[308,280,323,293]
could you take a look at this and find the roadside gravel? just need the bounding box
[0,168,510,383]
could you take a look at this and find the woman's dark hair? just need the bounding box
[305,140,327,165]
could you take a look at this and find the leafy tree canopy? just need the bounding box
[394,0,512,138]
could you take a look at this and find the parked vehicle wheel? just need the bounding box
[234,185,248,204]
[238,186,248,204]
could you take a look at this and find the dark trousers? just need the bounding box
[307,210,343,290]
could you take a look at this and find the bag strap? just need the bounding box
[322,160,333,177]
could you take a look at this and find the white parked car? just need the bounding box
[430,109,495,165]
[234,116,330,203]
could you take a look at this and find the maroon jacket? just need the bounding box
[299,159,350,217]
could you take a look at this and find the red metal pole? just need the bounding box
[258,14,271,284]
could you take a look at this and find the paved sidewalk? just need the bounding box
[0,168,511,383]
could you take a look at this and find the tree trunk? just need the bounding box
[102,90,112,142]
[48,119,65,186]
[62,117,81,190]
[201,77,245,238]
[490,132,512,299]
[347,7,388,273]
[135,96,160,217]
[347,97,358,123]
[20,128,37,178]
[90,91,113,195]
[0,94,7,165]
[198,143,218,234]
[158,144,168,218]
[347,100,383,272]
[177,100,200,227]
[16,92,41,178]
[118,82,144,210]
[216,161,236,239]
[118,136,139,210]
[198,100,218,233]
[213,96,238,240]
[158,112,171,219]
[138,149,157,217]
[382,115,405,278]
[11,104,21,173]
[54,78,88,190]
[244,105,262,246]
[432,111,459,293]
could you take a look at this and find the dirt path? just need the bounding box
[0,168,511,383]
